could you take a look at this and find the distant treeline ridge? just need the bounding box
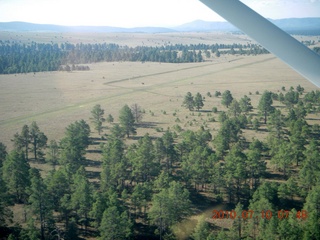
[0,41,271,74]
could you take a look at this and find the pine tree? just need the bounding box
[45,168,70,212]
[270,140,294,178]
[258,91,274,124]
[191,215,210,240]
[239,95,253,113]
[130,134,159,182]
[59,120,90,172]
[221,90,233,108]
[27,169,52,240]
[149,181,190,238]
[101,138,127,191]
[119,104,136,137]
[99,206,132,240]
[303,185,320,239]
[194,92,204,111]
[90,104,105,135]
[182,92,194,111]
[12,124,30,160]
[0,167,12,227]
[46,140,59,168]
[299,140,320,192]
[29,121,47,161]
[268,109,285,139]
[70,167,93,231]
[0,142,7,167]
[228,99,241,117]
[3,150,30,202]
[246,140,266,190]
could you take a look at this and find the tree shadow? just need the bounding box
[86,170,101,180]
[129,135,159,141]
[89,138,105,145]
[83,159,102,167]
[133,222,158,240]
[306,117,320,121]
[137,121,159,129]
[86,149,102,154]
[264,171,285,181]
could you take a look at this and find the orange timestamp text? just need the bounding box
[212,209,308,220]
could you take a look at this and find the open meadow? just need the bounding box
[1,32,320,239]
[0,53,317,150]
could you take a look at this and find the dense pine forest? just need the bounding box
[0,41,270,74]
[1,85,320,239]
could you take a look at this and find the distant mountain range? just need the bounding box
[0,18,320,34]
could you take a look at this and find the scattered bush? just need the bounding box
[212,107,218,113]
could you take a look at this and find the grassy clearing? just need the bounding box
[0,54,316,150]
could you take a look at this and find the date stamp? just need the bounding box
[212,209,308,220]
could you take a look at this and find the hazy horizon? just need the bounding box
[0,0,319,28]
[1,17,320,30]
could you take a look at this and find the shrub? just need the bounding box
[212,107,218,113]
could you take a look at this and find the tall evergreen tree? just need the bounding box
[0,167,12,227]
[303,185,320,239]
[0,142,7,167]
[246,140,266,191]
[90,104,105,135]
[119,104,136,137]
[191,215,210,240]
[194,92,204,111]
[239,95,253,113]
[70,167,93,231]
[299,140,320,192]
[12,124,30,160]
[182,92,194,111]
[258,91,274,124]
[268,109,285,139]
[270,140,294,178]
[228,99,242,117]
[29,121,47,161]
[101,138,127,191]
[99,206,132,240]
[27,169,53,240]
[130,134,159,182]
[221,90,233,108]
[149,181,190,239]
[46,140,59,168]
[2,150,30,202]
[59,120,90,172]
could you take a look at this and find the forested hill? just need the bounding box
[0,41,269,74]
[1,18,320,34]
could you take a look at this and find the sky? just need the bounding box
[0,0,319,28]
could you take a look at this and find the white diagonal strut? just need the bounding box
[199,0,320,87]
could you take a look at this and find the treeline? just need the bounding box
[1,86,320,239]
[0,41,269,74]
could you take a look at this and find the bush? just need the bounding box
[212,107,218,113]
[208,117,216,122]
[155,127,163,132]
[173,124,183,132]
